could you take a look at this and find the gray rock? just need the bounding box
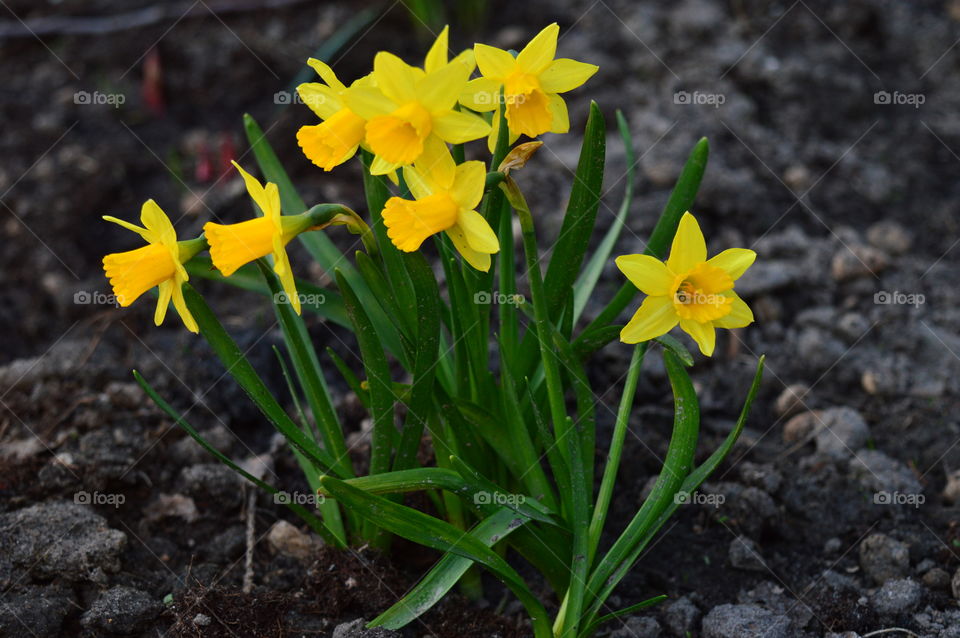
[0,502,126,585]
[729,536,767,572]
[849,449,924,498]
[662,596,700,637]
[267,520,323,561]
[610,615,661,638]
[814,407,870,458]
[859,533,910,585]
[867,220,912,255]
[922,567,951,590]
[178,463,244,510]
[774,383,810,417]
[823,538,844,555]
[952,566,960,599]
[735,260,803,297]
[0,585,75,637]
[702,604,790,638]
[80,586,162,634]
[831,244,888,281]
[738,462,782,494]
[332,618,401,638]
[870,578,923,616]
[703,484,778,538]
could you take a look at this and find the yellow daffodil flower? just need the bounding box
[382,139,498,271]
[102,200,203,333]
[296,59,372,172]
[203,161,311,314]
[461,23,598,151]
[344,50,490,175]
[616,212,756,356]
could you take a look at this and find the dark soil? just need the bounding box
[2,0,960,637]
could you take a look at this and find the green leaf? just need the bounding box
[186,256,350,328]
[393,252,441,472]
[335,270,396,477]
[181,284,344,477]
[581,355,764,631]
[543,101,606,319]
[583,349,700,623]
[319,476,553,638]
[580,595,667,637]
[370,507,529,630]
[258,261,353,480]
[573,110,636,323]
[654,334,694,367]
[133,370,344,548]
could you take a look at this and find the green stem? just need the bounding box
[587,344,646,563]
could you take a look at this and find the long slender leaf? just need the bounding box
[583,349,699,622]
[543,101,606,318]
[370,508,529,630]
[580,595,667,637]
[133,370,343,547]
[573,110,636,323]
[181,284,344,477]
[258,261,353,480]
[320,476,553,638]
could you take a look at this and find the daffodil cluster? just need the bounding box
[99,23,765,638]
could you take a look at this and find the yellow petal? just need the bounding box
[418,61,470,111]
[517,23,559,74]
[666,212,707,274]
[424,25,449,73]
[154,279,173,326]
[451,48,476,75]
[505,89,552,138]
[615,254,675,296]
[475,43,516,79]
[680,319,716,356]
[369,154,401,176]
[450,161,485,210]
[103,215,151,243]
[140,199,176,246]
[432,109,491,144]
[460,77,501,112]
[365,101,432,165]
[231,161,279,219]
[373,51,418,105]
[296,82,342,119]
[296,110,365,171]
[620,295,678,344]
[402,166,434,200]
[273,246,301,315]
[713,292,754,329]
[204,217,275,276]
[103,243,176,307]
[457,209,499,254]
[171,282,199,333]
[306,58,345,92]
[707,248,757,281]
[446,223,491,271]
[415,136,456,189]
[539,58,598,93]
[343,86,395,120]
[382,193,458,252]
[548,93,569,134]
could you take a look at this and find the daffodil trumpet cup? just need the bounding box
[106,22,766,638]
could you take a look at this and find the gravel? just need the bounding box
[859,533,911,585]
[701,603,791,638]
